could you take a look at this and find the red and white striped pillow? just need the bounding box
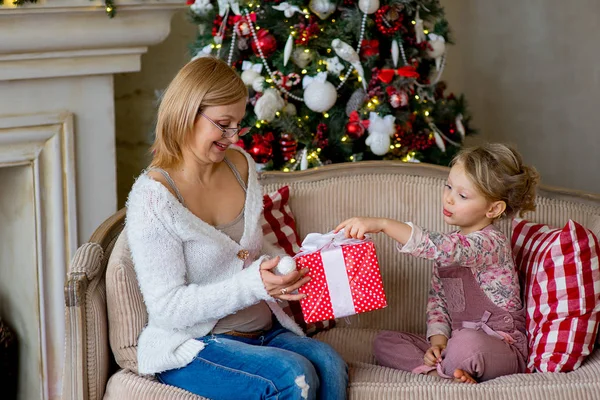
[262,185,301,257]
[512,218,600,372]
[262,185,336,335]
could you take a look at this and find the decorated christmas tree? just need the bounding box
[188,0,475,170]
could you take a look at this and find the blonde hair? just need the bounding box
[451,143,540,218]
[150,57,248,169]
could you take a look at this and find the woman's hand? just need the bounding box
[260,256,311,301]
[334,217,387,240]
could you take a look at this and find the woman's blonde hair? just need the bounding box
[150,57,248,169]
[451,143,540,218]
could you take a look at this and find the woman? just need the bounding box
[125,57,348,400]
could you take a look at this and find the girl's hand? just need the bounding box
[424,344,446,367]
[334,217,387,240]
[260,256,310,301]
[424,334,448,366]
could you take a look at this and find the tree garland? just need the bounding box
[2,0,116,18]
[0,0,37,5]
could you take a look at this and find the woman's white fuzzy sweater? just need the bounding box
[126,147,304,375]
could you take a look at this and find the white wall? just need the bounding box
[441,0,600,194]
[115,10,197,206]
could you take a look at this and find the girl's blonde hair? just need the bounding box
[150,57,248,169]
[451,143,540,218]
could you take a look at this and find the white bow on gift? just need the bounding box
[242,61,263,73]
[302,71,328,90]
[272,2,306,18]
[295,230,367,258]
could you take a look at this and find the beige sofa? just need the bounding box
[62,160,600,400]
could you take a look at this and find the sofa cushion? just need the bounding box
[106,233,146,374]
[512,218,600,372]
[262,185,336,335]
[104,369,205,400]
[314,327,600,399]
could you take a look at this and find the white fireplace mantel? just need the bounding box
[0,2,184,399]
[1,0,184,81]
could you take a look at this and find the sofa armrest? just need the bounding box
[62,243,103,400]
[63,272,90,400]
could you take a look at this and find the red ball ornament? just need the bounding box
[251,30,277,58]
[346,111,368,139]
[345,121,365,139]
[249,133,274,164]
[360,39,380,58]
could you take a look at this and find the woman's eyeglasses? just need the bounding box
[199,112,249,139]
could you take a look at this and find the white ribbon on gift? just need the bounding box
[242,61,263,74]
[295,230,369,318]
[302,71,328,90]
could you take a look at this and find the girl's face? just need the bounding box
[442,162,502,234]
[185,97,247,165]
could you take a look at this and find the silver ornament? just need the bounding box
[345,89,367,117]
[332,38,366,88]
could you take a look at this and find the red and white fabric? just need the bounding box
[262,185,301,257]
[512,218,600,372]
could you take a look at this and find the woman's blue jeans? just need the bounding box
[157,322,348,400]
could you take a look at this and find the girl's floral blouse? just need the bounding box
[397,223,522,339]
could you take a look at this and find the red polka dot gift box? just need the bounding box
[294,231,388,324]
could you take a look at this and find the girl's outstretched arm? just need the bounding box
[335,217,412,244]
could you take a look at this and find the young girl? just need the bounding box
[335,143,539,384]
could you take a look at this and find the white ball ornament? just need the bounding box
[426,33,446,70]
[241,69,260,86]
[283,103,297,116]
[274,256,297,276]
[427,39,446,58]
[303,80,337,113]
[358,0,379,14]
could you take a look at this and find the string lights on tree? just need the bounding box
[186,0,476,171]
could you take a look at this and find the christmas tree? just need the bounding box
[188,0,475,171]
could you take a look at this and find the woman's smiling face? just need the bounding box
[185,97,247,165]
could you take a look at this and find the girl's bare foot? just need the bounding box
[453,369,477,384]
